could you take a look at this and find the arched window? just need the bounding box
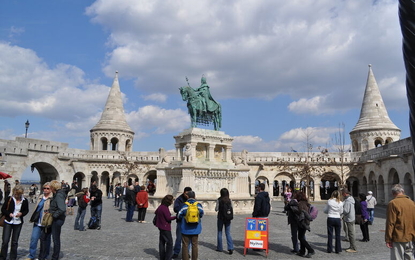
[374,139,383,147]
[101,137,108,151]
[110,138,119,151]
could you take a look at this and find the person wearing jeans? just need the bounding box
[0,186,29,260]
[39,180,66,260]
[323,190,343,254]
[215,188,234,255]
[27,182,52,260]
[125,185,136,222]
[74,188,90,231]
[172,187,192,258]
[90,185,103,229]
[366,191,377,224]
[341,188,357,253]
[118,182,127,212]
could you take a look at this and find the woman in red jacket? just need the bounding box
[136,185,149,223]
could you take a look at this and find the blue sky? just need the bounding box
[0,0,409,154]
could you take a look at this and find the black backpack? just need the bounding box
[219,200,234,221]
[77,194,87,209]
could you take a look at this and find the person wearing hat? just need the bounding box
[366,191,377,225]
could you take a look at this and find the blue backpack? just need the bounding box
[88,216,99,229]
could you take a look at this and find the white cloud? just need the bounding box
[288,96,330,115]
[0,43,110,120]
[84,0,406,114]
[232,135,282,152]
[126,105,189,136]
[142,93,167,103]
[278,127,338,151]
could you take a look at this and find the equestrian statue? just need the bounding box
[179,75,222,130]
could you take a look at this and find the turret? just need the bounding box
[90,71,134,151]
[349,65,401,152]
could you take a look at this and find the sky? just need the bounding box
[0,0,410,155]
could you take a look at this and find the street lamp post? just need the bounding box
[25,120,30,138]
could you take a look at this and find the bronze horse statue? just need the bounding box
[179,78,222,130]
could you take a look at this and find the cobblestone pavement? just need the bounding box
[13,198,390,260]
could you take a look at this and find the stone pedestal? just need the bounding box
[151,128,254,214]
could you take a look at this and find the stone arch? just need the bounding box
[144,170,157,183]
[274,172,295,197]
[144,170,157,195]
[101,171,110,195]
[110,137,119,151]
[255,176,270,193]
[385,137,393,145]
[30,162,59,185]
[73,172,86,189]
[127,174,139,186]
[374,137,383,147]
[346,176,359,197]
[377,175,385,203]
[320,172,341,200]
[388,168,399,194]
[100,137,108,150]
[299,176,316,200]
[112,172,122,185]
[91,171,99,187]
[403,172,414,200]
[273,179,280,196]
[368,171,377,197]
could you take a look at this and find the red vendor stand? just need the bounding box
[244,217,269,257]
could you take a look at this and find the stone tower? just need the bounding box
[350,65,401,152]
[90,71,134,151]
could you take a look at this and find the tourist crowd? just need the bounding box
[0,178,413,260]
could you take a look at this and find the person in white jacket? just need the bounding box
[324,190,343,254]
[366,191,377,225]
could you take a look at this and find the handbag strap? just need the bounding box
[5,197,11,210]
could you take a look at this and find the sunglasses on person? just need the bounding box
[43,187,50,190]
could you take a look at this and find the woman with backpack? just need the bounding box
[215,188,234,255]
[155,194,176,260]
[291,191,315,258]
[74,188,90,231]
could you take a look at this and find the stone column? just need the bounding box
[155,169,168,196]
[86,174,92,188]
[384,182,391,204]
[208,144,214,162]
[225,147,232,163]
[175,144,182,161]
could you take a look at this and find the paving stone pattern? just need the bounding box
[12,199,390,260]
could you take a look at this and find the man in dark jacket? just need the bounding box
[172,187,192,259]
[125,185,136,222]
[253,183,270,218]
[90,185,103,230]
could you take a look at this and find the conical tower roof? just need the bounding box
[350,65,400,133]
[91,71,134,134]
